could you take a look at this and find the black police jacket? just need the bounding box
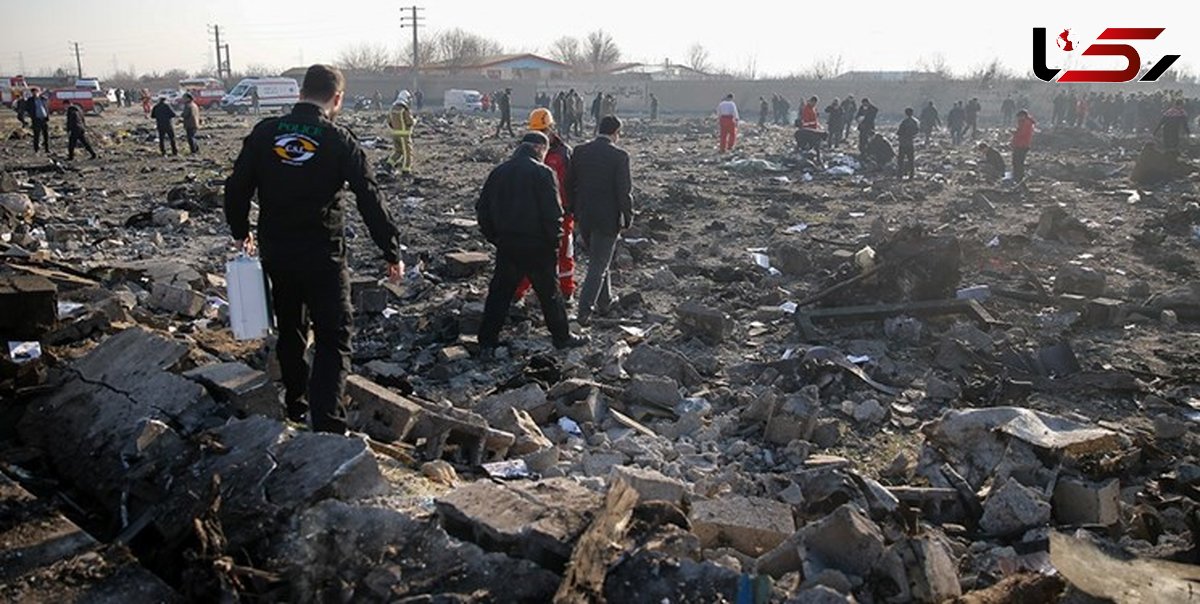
[224,102,400,266]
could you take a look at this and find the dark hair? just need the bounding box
[300,64,345,102]
[599,115,622,135]
[905,107,914,116]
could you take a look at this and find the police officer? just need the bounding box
[224,64,403,434]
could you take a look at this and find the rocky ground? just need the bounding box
[1,103,1199,603]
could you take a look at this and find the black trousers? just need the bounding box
[158,126,177,155]
[265,260,353,434]
[31,118,49,152]
[185,126,199,153]
[897,142,915,177]
[478,244,570,347]
[1012,148,1029,181]
[68,128,95,159]
[496,111,513,136]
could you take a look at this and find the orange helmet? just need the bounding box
[528,107,555,131]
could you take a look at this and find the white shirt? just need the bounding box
[717,100,739,120]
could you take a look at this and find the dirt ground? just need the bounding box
[1,99,1198,602]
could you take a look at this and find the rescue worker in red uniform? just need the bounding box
[514,108,576,302]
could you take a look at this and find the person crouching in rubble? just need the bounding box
[224,64,404,434]
[1011,109,1036,182]
[976,142,1005,181]
[794,96,827,161]
[866,133,895,173]
[513,108,576,306]
[475,131,590,356]
[386,98,416,176]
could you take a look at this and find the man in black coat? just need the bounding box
[65,100,97,160]
[476,131,588,352]
[567,115,633,326]
[224,64,403,433]
[151,97,178,156]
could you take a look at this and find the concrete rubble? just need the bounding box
[2,105,1199,603]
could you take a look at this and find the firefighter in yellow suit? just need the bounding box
[387,99,415,176]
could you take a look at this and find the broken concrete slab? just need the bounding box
[625,344,704,387]
[147,281,206,317]
[350,277,393,314]
[436,477,602,572]
[1053,477,1120,526]
[279,499,560,603]
[491,407,553,456]
[979,477,1051,536]
[896,534,962,602]
[0,274,56,339]
[676,301,734,343]
[610,465,689,505]
[623,374,683,412]
[1054,265,1107,297]
[345,375,424,442]
[0,473,180,603]
[764,386,819,445]
[1050,530,1200,604]
[690,495,795,557]
[444,251,490,278]
[264,432,387,508]
[476,382,552,424]
[184,361,281,419]
[796,504,886,579]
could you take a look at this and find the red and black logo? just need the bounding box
[1033,27,1180,83]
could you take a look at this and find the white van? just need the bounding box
[220,77,299,114]
[443,89,482,112]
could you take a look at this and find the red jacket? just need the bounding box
[544,134,572,211]
[1012,115,1036,149]
[800,103,820,129]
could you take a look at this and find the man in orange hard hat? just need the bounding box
[514,107,576,303]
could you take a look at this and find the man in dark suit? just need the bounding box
[476,131,589,352]
[567,115,633,326]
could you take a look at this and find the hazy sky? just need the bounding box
[3,0,1195,79]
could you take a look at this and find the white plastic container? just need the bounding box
[226,255,271,340]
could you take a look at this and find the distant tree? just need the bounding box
[915,53,952,78]
[549,36,583,68]
[968,58,1013,87]
[437,28,503,72]
[336,43,395,72]
[804,55,845,79]
[403,33,442,69]
[162,68,190,82]
[686,43,711,73]
[584,30,621,73]
[233,64,279,78]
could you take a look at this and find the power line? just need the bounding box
[399,6,425,92]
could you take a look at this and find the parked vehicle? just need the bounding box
[178,78,226,108]
[220,77,299,114]
[156,88,183,105]
[443,89,483,112]
[0,75,29,108]
[47,88,98,114]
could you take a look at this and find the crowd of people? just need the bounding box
[711,88,1195,183]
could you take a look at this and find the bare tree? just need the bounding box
[233,64,279,78]
[584,30,621,73]
[686,43,711,73]
[915,53,951,78]
[804,55,845,79]
[967,58,1013,87]
[437,28,503,72]
[403,33,442,68]
[336,43,394,72]
[549,36,583,68]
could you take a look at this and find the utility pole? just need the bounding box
[399,6,425,94]
[71,42,83,78]
[208,24,224,80]
[222,44,231,78]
